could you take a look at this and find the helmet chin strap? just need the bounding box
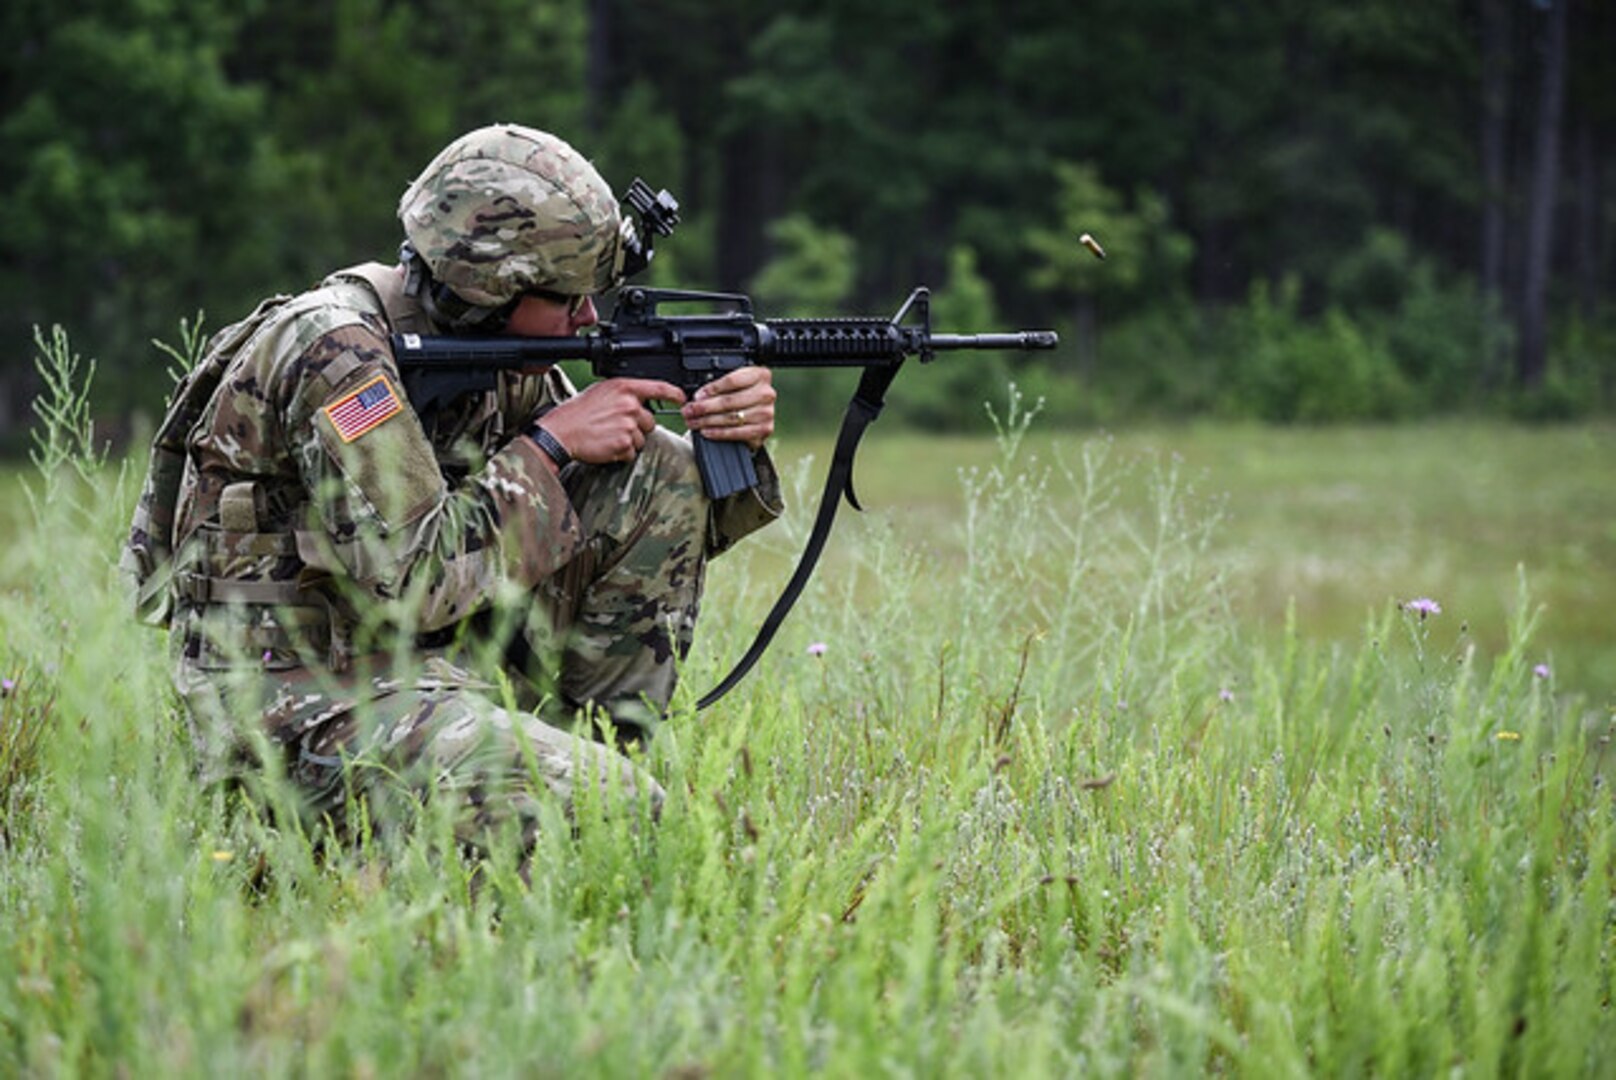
[399,241,518,334]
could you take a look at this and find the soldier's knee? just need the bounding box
[632,428,708,540]
[641,426,702,492]
[563,427,707,548]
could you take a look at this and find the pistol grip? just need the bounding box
[691,432,758,500]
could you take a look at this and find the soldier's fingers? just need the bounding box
[617,379,686,405]
[700,405,774,442]
[701,366,772,397]
[684,389,768,424]
[692,407,753,432]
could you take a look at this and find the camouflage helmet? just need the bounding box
[398,124,626,306]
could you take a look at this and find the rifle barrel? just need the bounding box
[928,331,1059,350]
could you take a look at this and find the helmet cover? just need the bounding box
[398,124,625,305]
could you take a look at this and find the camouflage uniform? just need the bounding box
[134,126,782,846]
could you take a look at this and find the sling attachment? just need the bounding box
[696,361,902,710]
[176,573,311,607]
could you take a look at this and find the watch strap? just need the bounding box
[527,422,572,470]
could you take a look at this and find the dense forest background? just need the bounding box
[2,0,1612,440]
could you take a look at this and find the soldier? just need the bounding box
[123,124,781,853]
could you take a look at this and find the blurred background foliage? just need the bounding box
[2,0,1612,439]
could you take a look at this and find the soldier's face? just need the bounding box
[507,292,598,337]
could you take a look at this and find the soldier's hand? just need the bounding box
[540,378,686,465]
[681,366,776,451]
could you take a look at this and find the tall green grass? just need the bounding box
[775,415,1616,704]
[1,342,1611,1075]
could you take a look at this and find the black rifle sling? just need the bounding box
[695,362,902,709]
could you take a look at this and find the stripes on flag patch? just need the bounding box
[323,373,403,443]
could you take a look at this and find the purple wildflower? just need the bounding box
[262,651,273,664]
[1403,597,1442,618]
[806,642,828,657]
[1,677,13,694]
[1218,688,1235,703]
[1533,663,1551,680]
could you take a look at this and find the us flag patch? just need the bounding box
[323,374,403,442]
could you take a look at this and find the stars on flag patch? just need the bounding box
[323,374,403,442]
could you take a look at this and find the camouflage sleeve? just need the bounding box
[287,325,583,631]
[495,365,575,427]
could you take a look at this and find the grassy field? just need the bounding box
[1,406,1613,1075]
[768,417,1616,703]
[4,416,1612,698]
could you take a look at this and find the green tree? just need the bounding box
[0,0,290,431]
[748,213,856,317]
[3,0,1609,432]
[1025,162,1192,370]
[892,245,1013,430]
[234,0,591,288]
[748,213,857,426]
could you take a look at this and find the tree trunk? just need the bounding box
[0,370,16,446]
[1479,0,1511,384]
[1073,294,1098,377]
[716,129,770,293]
[1573,118,1601,321]
[1518,0,1570,389]
[585,0,611,133]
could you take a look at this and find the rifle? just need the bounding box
[392,181,1060,708]
[394,285,1056,500]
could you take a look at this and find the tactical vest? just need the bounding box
[120,293,294,627]
[121,264,413,632]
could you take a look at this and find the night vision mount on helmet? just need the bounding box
[617,178,680,281]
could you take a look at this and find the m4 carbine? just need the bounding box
[392,284,1058,708]
[393,285,1058,500]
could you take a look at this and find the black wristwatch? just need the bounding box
[527,421,572,471]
